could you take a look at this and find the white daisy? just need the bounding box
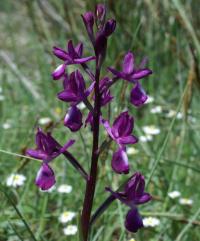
[143,125,160,135]
[63,225,78,236]
[145,96,154,104]
[143,217,160,227]
[38,117,51,125]
[179,198,193,206]
[129,239,136,241]
[127,147,139,155]
[168,190,181,199]
[139,135,153,142]
[2,122,12,129]
[6,174,26,187]
[58,184,72,194]
[77,102,86,110]
[59,211,76,223]
[150,106,162,114]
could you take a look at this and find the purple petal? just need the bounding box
[26,149,48,161]
[130,83,148,107]
[35,163,56,190]
[67,40,76,58]
[107,67,125,79]
[105,187,127,204]
[118,135,138,145]
[112,148,129,174]
[101,119,115,140]
[125,208,143,233]
[85,81,95,97]
[60,139,75,153]
[53,46,69,61]
[57,90,78,103]
[52,64,66,80]
[103,19,116,37]
[123,52,134,74]
[136,193,152,205]
[74,56,95,64]
[131,69,152,80]
[75,43,83,57]
[64,106,83,132]
[81,12,95,44]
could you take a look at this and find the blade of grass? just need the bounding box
[0,184,38,241]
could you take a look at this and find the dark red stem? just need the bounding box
[81,64,101,241]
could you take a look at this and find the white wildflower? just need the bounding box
[2,122,12,129]
[58,184,72,193]
[168,190,181,199]
[179,198,193,206]
[63,225,78,235]
[139,135,153,142]
[143,125,160,135]
[143,217,160,227]
[59,211,76,223]
[145,96,154,104]
[77,102,86,110]
[129,239,136,241]
[127,147,139,155]
[150,106,162,114]
[38,117,51,125]
[6,174,26,187]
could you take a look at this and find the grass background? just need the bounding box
[0,0,199,240]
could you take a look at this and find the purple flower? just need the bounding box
[35,163,56,191]
[106,172,151,232]
[52,40,95,80]
[108,52,152,82]
[82,12,95,45]
[26,128,75,190]
[112,147,129,174]
[100,77,113,106]
[95,19,116,65]
[95,3,106,28]
[57,70,94,105]
[102,111,138,146]
[64,105,83,132]
[108,52,152,106]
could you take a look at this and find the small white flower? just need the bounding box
[176,112,183,119]
[127,147,139,155]
[58,184,72,193]
[188,116,196,123]
[166,110,183,120]
[143,125,160,135]
[143,217,160,227]
[59,211,76,223]
[129,239,136,241]
[2,122,12,129]
[145,96,154,104]
[179,198,193,206]
[63,225,78,236]
[0,95,5,101]
[77,102,86,110]
[150,106,162,114]
[139,135,153,142]
[38,117,51,125]
[168,190,181,199]
[6,174,26,187]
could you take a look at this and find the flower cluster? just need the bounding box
[26,3,153,237]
